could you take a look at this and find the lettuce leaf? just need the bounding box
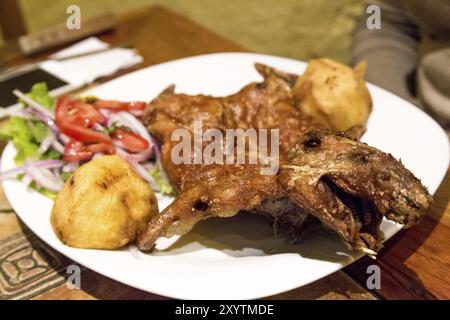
[29,121,49,143]
[16,174,57,199]
[24,82,54,111]
[0,82,60,164]
[0,116,60,164]
[149,166,175,196]
[42,148,62,160]
[29,181,57,199]
[61,171,73,182]
[0,117,38,164]
[0,83,60,198]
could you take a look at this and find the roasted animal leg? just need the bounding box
[137,171,288,251]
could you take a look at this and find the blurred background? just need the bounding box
[1,0,449,135]
[1,0,363,63]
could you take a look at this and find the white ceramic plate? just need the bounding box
[2,53,449,300]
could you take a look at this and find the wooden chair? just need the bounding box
[0,0,26,40]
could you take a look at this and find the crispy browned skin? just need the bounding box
[138,67,311,250]
[279,129,432,251]
[137,64,432,254]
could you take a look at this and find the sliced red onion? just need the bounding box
[99,109,111,118]
[13,111,33,119]
[93,152,104,159]
[13,89,54,120]
[107,114,125,128]
[101,112,109,126]
[22,174,33,186]
[37,133,63,156]
[1,159,64,192]
[129,161,158,190]
[51,168,60,177]
[112,140,126,150]
[37,159,65,167]
[0,160,64,180]
[63,162,79,172]
[109,112,155,163]
[0,104,25,120]
[93,123,105,132]
[116,132,168,190]
[115,147,129,158]
[59,134,70,144]
[37,134,55,155]
[115,146,153,163]
[113,111,151,143]
[141,162,156,171]
[98,109,111,126]
[131,148,154,162]
[151,136,161,160]
[151,136,169,183]
[26,109,59,133]
[130,109,144,117]
[115,148,157,189]
[51,139,65,153]
[24,161,63,192]
[0,166,26,179]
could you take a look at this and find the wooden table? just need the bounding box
[0,5,449,300]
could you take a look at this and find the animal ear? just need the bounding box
[161,84,176,95]
[354,61,368,80]
[254,63,298,87]
[254,63,270,77]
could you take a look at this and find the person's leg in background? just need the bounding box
[351,0,420,105]
[352,0,450,139]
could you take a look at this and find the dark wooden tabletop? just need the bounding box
[0,5,448,300]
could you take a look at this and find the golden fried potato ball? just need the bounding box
[294,58,372,131]
[51,155,158,249]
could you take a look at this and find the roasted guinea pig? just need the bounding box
[136,62,432,255]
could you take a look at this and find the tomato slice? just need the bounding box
[111,128,149,153]
[71,100,105,127]
[63,140,116,162]
[61,124,112,144]
[56,96,111,144]
[63,140,93,162]
[85,143,116,154]
[93,100,147,111]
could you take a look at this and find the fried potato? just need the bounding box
[51,155,158,249]
[293,58,372,131]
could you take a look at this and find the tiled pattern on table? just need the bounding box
[0,231,70,300]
